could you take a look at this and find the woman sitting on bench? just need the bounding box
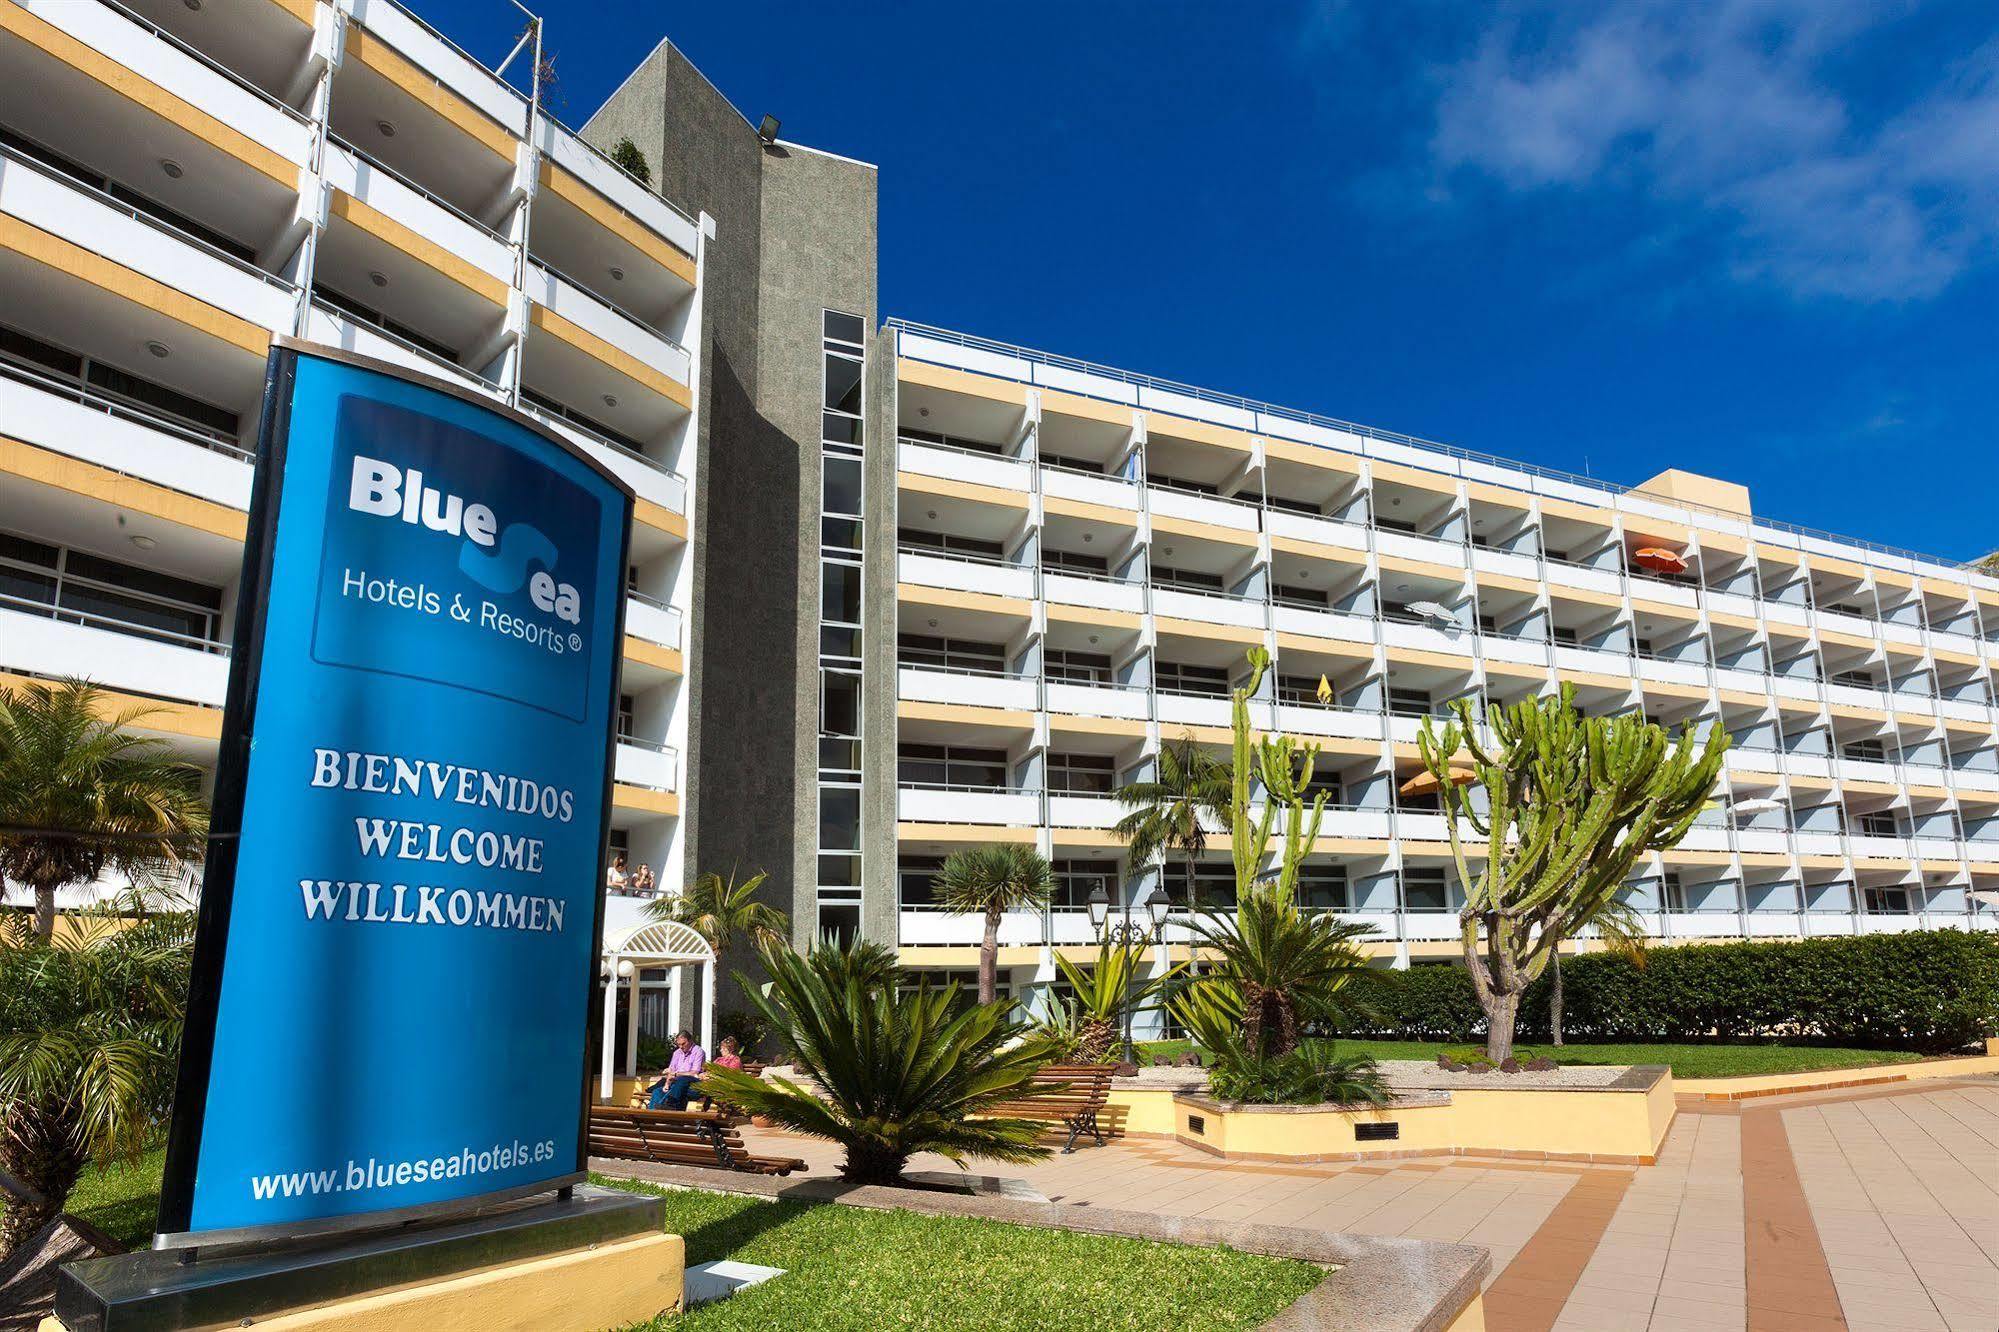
[647,1031,706,1111]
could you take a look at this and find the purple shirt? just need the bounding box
[668,1045,705,1076]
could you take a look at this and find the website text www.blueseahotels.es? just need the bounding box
[248,1137,557,1202]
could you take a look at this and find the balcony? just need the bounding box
[0,143,294,336]
[1152,585,1266,632]
[1156,688,1234,729]
[896,547,1034,601]
[0,357,252,510]
[897,784,1040,826]
[1044,677,1148,721]
[1047,793,1122,828]
[897,665,1036,712]
[1276,701,1385,743]
[533,116,701,268]
[1040,461,1139,511]
[1042,567,1144,616]
[899,907,1044,948]
[624,593,683,653]
[613,737,678,792]
[0,593,228,708]
[899,437,1029,493]
[1273,602,1376,646]
[3,0,312,181]
[521,404,687,518]
[300,299,502,400]
[1148,484,1259,536]
[1269,507,1368,553]
[1375,528,1468,571]
[528,262,691,390]
[322,136,515,291]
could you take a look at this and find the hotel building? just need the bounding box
[5,3,1997,1024]
[0,0,702,904]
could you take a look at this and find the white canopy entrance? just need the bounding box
[597,906,715,1101]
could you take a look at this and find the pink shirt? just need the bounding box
[713,1052,743,1071]
[667,1044,705,1076]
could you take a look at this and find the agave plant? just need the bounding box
[701,939,1062,1184]
[1182,881,1377,1059]
[1051,941,1179,1063]
[0,911,193,1255]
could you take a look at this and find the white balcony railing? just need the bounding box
[0,598,228,708]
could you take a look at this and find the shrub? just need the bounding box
[1361,931,1999,1053]
[609,136,650,184]
[1206,1041,1390,1107]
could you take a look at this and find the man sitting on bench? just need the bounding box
[648,1030,706,1111]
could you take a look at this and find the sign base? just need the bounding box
[50,1186,675,1331]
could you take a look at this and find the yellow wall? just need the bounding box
[1129,1077,1675,1164]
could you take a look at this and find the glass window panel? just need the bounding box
[58,584,209,642]
[821,671,860,737]
[823,354,863,415]
[823,457,863,516]
[823,310,865,346]
[819,786,860,849]
[820,624,860,657]
[822,412,861,447]
[822,563,861,624]
[818,852,861,888]
[816,903,859,948]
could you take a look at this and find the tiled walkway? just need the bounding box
[735,1078,1999,1331]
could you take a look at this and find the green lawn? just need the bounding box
[1135,1038,1934,1079]
[0,1146,166,1250]
[4,1153,1320,1331]
[596,1176,1322,1332]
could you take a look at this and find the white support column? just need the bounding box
[668,965,685,1042]
[623,967,641,1077]
[699,959,715,1054]
[597,964,618,1101]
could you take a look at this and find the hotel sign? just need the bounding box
[157,342,631,1246]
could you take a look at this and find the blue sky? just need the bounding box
[427,0,1996,564]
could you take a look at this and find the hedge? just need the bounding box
[1349,930,1999,1053]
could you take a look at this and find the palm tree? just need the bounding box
[700,939,1060,1184]
[648,867,788,955]
[1181,881,1377,1059]
[1050,941,1178,1063]
[934,845,1052,1004]
[0,912,192,1255]
[1114,734,1230,910]
[0,680,209,942]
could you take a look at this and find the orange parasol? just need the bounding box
[1633,547,1689,575]
[1399,763,1477,798]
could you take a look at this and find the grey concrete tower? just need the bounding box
[584,40,893,949]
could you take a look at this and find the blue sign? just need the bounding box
[158,345,631,1245]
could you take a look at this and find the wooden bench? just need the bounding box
[588,1105,805,1176]
[983,1063,1117,1153]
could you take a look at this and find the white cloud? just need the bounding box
[1427,2,1999,301]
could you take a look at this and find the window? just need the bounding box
[1832,669,1876,688]
[1051,859,1118,910]
[1147,472,1216,496]
[897,634,1005,673]
[898,856,945,908]
[617,694,635,739]
[1277,674,1338,706]
[1046,650,1112,685]
[1552,625,1580,645]
[1388,686,1432,718]
[897,743,1007,789]
[1273,583,1327,608]
[1841,739,1886,762]
[817,310,869,933]
[899,426,1005,455]
[1477,612,1498,634]
[1267,494,1320,516]
[0,321,240,442]
[1858,811,1901,838]
[1151,565,1223,593]
[1660,873,1687,912]
[1155,661,1230,697]
[1163,861,1236,910]
[1375,515,1418,535]
[0,532,223,646]
[897,528,1003,560]
[1040,451,1103,474]
[1044,548,1109,576]
[1049,752,1115,795]
[1400,868,1449,912]
[314,284,460,364]
[1864,887,1911,914]
[1297,864,1349,912]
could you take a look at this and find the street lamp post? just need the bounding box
[1086,883,1171,1063]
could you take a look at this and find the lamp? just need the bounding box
[756,114,781,146]
[1087,884,1110,932]
[1144,888,1169,931]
